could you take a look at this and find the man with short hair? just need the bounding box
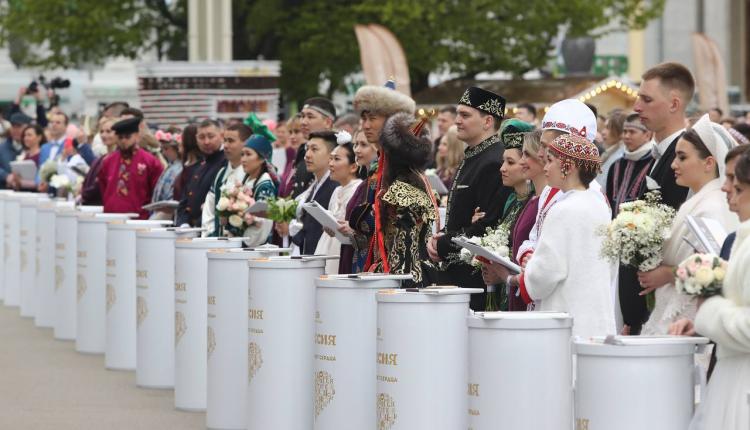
[633,62,693,210]
[97,117,163,219]
[176,119,226,227]
[333,113,359,134]
[0,112,31,189]
[292,131,339,254]
[427,87,510,310]
[515,103,537,125]
[202,123,252,237]
[288,97,336,198]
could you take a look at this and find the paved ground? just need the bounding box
[0,304,204,430]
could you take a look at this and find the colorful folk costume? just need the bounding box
[518,134,616,338]
[486,119,534,310]
[344,80,416,273]
[371,111,440,287]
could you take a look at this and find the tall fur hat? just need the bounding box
[380,112,432,169]
[353,81,416,117]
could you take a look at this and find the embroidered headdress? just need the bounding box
[548,133,601,174]
[541,99,597,143]
[500,118,534,150]
[458,86,506,119]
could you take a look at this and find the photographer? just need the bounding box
[7,84,49,128]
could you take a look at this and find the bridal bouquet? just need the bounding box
[674,253,727,298]
[266,197,298,223]
[599,191,675,309]
[459,224,511,311]
[216,181,255,236]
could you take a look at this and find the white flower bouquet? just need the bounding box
[599,191,675,309]
[459,224,511,311]
[674,253,727,298]
[600,191,675,270]
[216,181,255,236]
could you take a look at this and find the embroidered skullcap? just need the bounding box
[353,79,416,117]
[692,114,731,177]
[728,126,750,146]
[458,87,506,119]
[302,97,337,120]
[542,99,597,143]
[500,119,534,150]
[548,133,601,173]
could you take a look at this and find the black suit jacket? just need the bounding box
[292,176,339,254]
[648,135,689,210]
[176,150,226,227]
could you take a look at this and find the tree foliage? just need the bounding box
[0,0,665,101]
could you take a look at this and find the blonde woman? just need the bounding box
[435,125,465,188]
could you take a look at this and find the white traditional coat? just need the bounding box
[522,188,616,338]
[691,219,750,429]
[643,178,738,334]
[314,178,362,274]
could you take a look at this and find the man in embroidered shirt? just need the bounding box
[97,117,163,219]
[202,123,252,236]
[427,86,510,310]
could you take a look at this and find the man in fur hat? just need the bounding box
[427,87,511,310]
[340,81,415,273]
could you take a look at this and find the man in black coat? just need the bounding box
[292,131,339,254]
[618,62,693,334]
[176,119,226,227]
[427,87,511,311]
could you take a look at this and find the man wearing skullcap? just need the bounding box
[427,86,511,310]
[97,117,164,219]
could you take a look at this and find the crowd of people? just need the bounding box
[2,61,750,428]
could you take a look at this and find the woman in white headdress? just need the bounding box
[639,114,739,334]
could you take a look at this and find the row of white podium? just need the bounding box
[0,190,710,430]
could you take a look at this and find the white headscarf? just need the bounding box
[691,114,737,178]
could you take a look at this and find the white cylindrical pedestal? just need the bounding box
[135,227,199,389]
[467,312,573,430]
[0,191,9,302]
[204,247,289,430]
[376,289,477,430]
[76,213,134,354]
[0,191,7,302]
[35,201,74,327]
[174,238,244,411]
[574,336,709,430]
[19,195,44,317]
[4,193,22,307]
[244,257,326,430]
[313,276,402,430]
[105,220,172,370]
[54,208,79,340]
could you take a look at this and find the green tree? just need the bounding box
[0,0,665,102]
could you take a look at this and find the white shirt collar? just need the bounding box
[655,128,685,155]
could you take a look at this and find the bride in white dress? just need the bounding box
[639,115,738,334]
[688,150,750,429]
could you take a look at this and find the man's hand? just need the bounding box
[274,221,289,237]
[427,233,444,262]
